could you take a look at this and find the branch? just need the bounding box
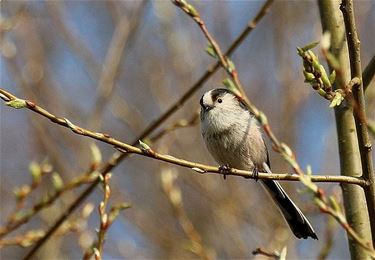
[368,119,375,138]
[0,88,366,186]
[148,110,199,143]
[88,0,148,130]
[341,0,375,246]
[0,162,97,238]
[46,1,100,81]
[3,89,373,257]
[83,174,130,260]
[174,0,375,255]
[161,168,213,259]
[0,203,94,249]
[252,247,286,260]
[317,215,336,260]
[363,55,375,91]
[16,3,275,257]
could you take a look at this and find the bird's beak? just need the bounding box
[201,103,214,112]
[204,104,214,111]
[200,95,214,112]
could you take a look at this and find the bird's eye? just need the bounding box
[217,98,222,103]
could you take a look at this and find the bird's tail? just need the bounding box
[261,179,318,239]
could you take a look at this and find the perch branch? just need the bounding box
[0,88,368,187]
[173,0,375,255]
[9,2,275,257]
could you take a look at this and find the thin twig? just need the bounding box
[173,0,375,255]
[161,168,213,259]
[0,204,94,249]
[46,1,100,81]
[17,3,275,257]
[317,216,336,260]
[82,174,130,260]
[88,0,148,130]
[0,167,97,238]
[149,110,200,143]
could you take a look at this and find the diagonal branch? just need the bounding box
[88,0,148,130]
[363,55,375,91]
[173,0,375,255]
[18,2,275,258]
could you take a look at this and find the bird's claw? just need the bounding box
[252,166,259,182]
[219,164,231,180]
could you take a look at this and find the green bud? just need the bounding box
[187,4,199,17]
[301,41,319,52]
[139,140,151,151]
[312,58,321,71]
[258,112,268,126]
[13,210,33,222]
[329,70,336,85]
[29,161,42,185]
[52,172,64,192]
[90,143,102,165]
[205,43,217,58]
[320,65,331,88]
[64,118,76,131]
[317,88,327,98]
[222,78,237,93]
[329,92,344,108]
[296,47,304,57]
[6,98,27,109]
[307,50,318,61]
[303,70,315,82]
[108,203,131,223]
[227,58,236,72]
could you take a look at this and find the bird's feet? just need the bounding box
[252,166,259,181]
[219,164,231,180]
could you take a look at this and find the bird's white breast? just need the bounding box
[202,111,267,171]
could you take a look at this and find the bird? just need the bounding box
[199,88,318,240]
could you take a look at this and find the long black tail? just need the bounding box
[261,179,318,240]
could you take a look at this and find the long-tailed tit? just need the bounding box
[200,88,317,239]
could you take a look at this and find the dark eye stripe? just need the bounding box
[210,88,229,102]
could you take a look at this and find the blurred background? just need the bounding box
[1,0,374,259]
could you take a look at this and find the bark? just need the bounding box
[318,0,373,259]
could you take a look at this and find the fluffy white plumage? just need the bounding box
[200,89,267,171]
[199,88,318,240]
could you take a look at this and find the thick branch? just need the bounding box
[341,0,375,246]
[173,0,374,255]
[319,0,373,257]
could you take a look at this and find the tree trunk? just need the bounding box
[318,0,373,259]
